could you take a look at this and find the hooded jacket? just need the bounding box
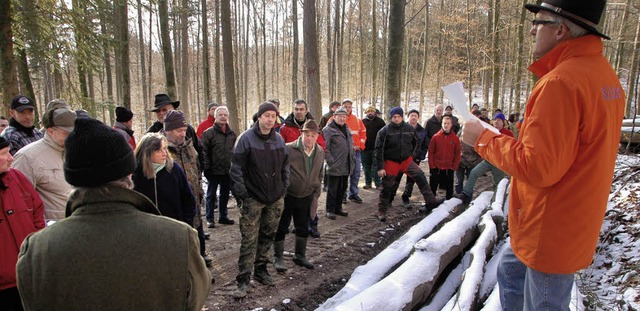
[475,35,625,274]
[16,185,210,311]
[230,122,290,204]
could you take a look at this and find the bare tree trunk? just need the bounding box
[359,0,365,106]
[221,0,239,133]
[613,0,632,74]
[626,13,640,118]
[100,7,114,105]
[292,0,299,103]
[16,47,38,122]
[419,0,429,115]
[403,31,411,111]
[514,0,526,114]
[304,0,322,120]
[326,0,333,101]
[179,0,190,118]
[490,0,500,111]
[137,0,149,111]
[214,0,222,104]
[370,0,377,106]
[330,0,340,100]
[0,0,19,113]
[465,0,473,107]
[384,0,405,116]
[115,0,131,108]
[159,0,177,98]
[201,0,211,104]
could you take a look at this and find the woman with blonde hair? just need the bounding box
[132,133,196,227]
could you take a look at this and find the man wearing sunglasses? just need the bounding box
[461,1,624,310]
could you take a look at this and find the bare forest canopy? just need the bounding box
[1,0,639,135]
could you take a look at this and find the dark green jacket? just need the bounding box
[16,185,211,311]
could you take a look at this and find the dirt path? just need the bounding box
[202,169,493,310]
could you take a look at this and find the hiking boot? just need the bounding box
[233,281,249,299]
[273,240,287,272]
[253,266,275,286]
[349,195,363,204]
[325,212,337,220]
[204,255,213,268]
[219,218,235,225]
[207,221,215,228]
[377,211,387,222]
[420,198,445,213]
[454,193,471,204]
[402,197,412,209]
[292,237,314,269]
[343,196,348,204]
[363,184,372,189]
[335,210,349,217]
[309,226,321,238]
[204,232,211,240]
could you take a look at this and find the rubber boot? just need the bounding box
[253,265,275,286]
[292,236,314,269]
[273,240,287,272]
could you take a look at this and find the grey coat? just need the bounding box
[323,120,355,176]
[16,185,211,311]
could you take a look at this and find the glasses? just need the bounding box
[532,19,560,26]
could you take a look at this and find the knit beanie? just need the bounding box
[116,106,134,122]
[257,102,278,118]
[64,118,136,187]
[493,113,506,121]
[333,106,348,116]
[0,137,9,150]
[390,107,404,118]
[164,110,188,131]
[407,109,420,116]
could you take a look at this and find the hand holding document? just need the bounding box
[441,81,500,134]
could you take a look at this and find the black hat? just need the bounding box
[116,106,134,122]
[0,137,9,150]
[11,95,36,112]
[64,118,136,187]
[257,102,278,118]
[150,94,180,112]
[525,0,609,39]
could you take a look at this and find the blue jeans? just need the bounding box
[348,150,362,197]
[497,244,574,311]
[361,149,381,187]
[462,160,506,197]
[206,174,230,221]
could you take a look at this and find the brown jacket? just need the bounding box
[286,137,324,199]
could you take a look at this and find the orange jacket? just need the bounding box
[475,36,625,274]
[329,113,367,150]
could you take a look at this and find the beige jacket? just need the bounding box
[12,133,73,220]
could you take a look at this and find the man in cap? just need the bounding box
[461,1,625,309]
[113,106,136,149]
[331,99,366,203]
[0,136,45,310]
[400,109,429,207]
[16,118,211,310]
[375,107,444,222]
[1,95,44,155]
[319,101,341,130]
[196,102,220,138]
[323,106,355,219]
[230,102,290,299]
[273,120,324,272]
[147,93,204,169]
[163,110,212,268]
[12,107,77,221]
[362,106,386,189]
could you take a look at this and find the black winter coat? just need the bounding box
[363,116,386,151]
[375,121,419,168]
[202,123,237,176]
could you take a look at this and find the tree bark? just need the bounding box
[514,0,526,114]
[1,0,20,113]
[115,0,131,108]
[418,0,429,115]
[304,0,322,120]
[16,47,38,122]
[384,0,405,116]
[291,0,299,103]
[159,0,177,99]
[201,0,211,105]
[214,0,222,104]
[221,0,239,133]
[137,0,149,110]
[179,0,190,118]
[490,0,500,111]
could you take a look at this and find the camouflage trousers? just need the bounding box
[236,196,285,283]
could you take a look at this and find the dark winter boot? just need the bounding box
[253,265,275,286]
[273,240,287,272]
[233,277,250,299]
[292,236,314,269]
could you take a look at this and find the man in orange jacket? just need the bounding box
[462,1,625,309]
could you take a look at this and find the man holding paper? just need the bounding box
[460,0,624,309]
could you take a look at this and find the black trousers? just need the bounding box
[0,287,24,311]
[275,194,313,240]
[326,175,348,214]
[430,168,455,199]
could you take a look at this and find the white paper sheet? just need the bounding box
[441,81,500,134]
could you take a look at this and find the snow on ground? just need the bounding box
[579,154,640,310]
[332,192,494,311]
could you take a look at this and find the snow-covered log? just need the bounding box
[479,238,510,301]
[441,212,497,310]
[317,199,463,310]
[333,192,494,311]
[418,252,471,311]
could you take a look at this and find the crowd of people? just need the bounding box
[0,1,625,310]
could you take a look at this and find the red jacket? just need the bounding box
[475,36,625,274]
[279,115,326,151]
[196,115,215,138]
[428,130,461,171]
[1,168,45,290]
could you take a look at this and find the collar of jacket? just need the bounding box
[114,122,134,136]
[167,137,193,152]
[529,35,603,79]
[214,122,230,133]
[65,184,160,217]
[292,135,318,152]
[43,132,65,152]
[9,117,37,136]
[391,121,405,128]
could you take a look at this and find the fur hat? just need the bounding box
[64,118,136,187]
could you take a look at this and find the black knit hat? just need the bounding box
[64,118,136,187]
[257,102,278,118]
[0,137,9,150]
[115,106,134,122]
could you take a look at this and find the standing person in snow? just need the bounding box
[0,136,45,311]
[16,118,210,311]
[375,107,444,222]
[196,102,219,138]
[462,1,625,309]
[427,116,461,200]
[424,104,444,142]
[273,120,324,272]
[162,110,212,269]
[400,109,428,208]
[443,105,461,135]
[322,106,355,220]
[113,106,136,149]
[362,106,386,190]
[230,102,290,299]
